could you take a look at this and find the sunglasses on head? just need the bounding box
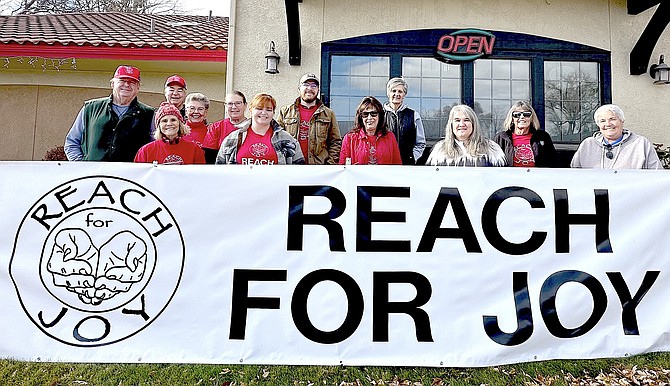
[360,111,379,118]
[512,111,532,118]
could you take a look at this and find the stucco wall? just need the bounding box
[1,83,224,160]
[0,57,227,160]
[229,0,670,145]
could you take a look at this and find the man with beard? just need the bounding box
[277,73,341,164]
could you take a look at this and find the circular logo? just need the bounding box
[10,176,184,347]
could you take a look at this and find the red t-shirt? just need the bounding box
[298,104,317,164]
[202,118,237,150]
[512,132,535,167]
[134,139,206,165]
[183,121,208,148]
[236,128,278,165]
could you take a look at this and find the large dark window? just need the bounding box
[321,30,611,146]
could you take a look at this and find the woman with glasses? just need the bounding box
[494,101,557,167]
[339,96,402,165]
[571,104,661,169]
[426,104,506,167]
[203,91,249,163]
[215,93,304,165]
[182,93,210,147]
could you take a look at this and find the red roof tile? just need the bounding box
[0,13,228,51]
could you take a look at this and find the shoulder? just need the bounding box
[209,119,227,130]
[316,103,335,115]
[493,131,510,141]
[626,131,650,143]
[531,130,552,140]
[280,99,300,112]
[139,140,159,151]
[575,136,599,152]
[139,103,155,114]
[83,96,110,107]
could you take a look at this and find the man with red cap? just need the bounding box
[64,65,154,161]
[164,74,187,119]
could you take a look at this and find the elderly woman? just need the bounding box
[134,102,205,164]
[215,93,304,165]
[494,101,557,167]
[571,104,661,169]
[182,92,210,147]
[426,104,506,167]
[339,96,402,165]
[383,77,426,165]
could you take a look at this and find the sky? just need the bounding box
[0,0,231,16]
[181,0,230,17]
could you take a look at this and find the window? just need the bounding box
[544,61,600,143]
[330,55,389,135]
[322,29,611,148]
[474,59,531,138]
[402,57,461,143]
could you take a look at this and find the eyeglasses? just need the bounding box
[301,83,319,89]
[226,101,245,107]
[360,111,379,118]
[187,106,207,113]
[604,144,614,159]
[512,111,532,118]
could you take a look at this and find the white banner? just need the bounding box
[1,161,670,366]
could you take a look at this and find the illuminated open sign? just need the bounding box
[436,29,496,62]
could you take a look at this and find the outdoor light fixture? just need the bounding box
[649,55,670,85]
[265,41,280,74]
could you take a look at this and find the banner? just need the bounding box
[1,161,670,366]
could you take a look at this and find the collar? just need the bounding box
[162,137,180,144]
[295,97,322,109]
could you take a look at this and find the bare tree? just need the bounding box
[545,72,600,142]
[4,0,184,14]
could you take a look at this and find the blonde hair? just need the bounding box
[431,105,492,159]
[502,101,541,132]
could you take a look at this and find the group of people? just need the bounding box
[64,65,663,170]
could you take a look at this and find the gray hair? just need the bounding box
[386,77,408,95]
[594,104,625,123]
[185,93,210,109]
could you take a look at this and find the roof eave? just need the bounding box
[0,43,227,62]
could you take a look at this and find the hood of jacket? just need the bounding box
[591,129,631,148]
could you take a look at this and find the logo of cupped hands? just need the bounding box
[48,228,148,306]
[10,176,184,347]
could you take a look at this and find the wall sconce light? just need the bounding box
[649,55,670,85]
[265,41,280,74]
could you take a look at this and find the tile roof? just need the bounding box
[0,13,228,51]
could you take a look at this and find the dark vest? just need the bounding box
[386,108,417,165]
[81,96,154,161]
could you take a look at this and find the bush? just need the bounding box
[43,145,67,161]
[654,143,670,169]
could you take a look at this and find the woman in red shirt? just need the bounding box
[339,96,402,165]
[134,102,205,165]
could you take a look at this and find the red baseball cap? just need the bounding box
[165,75,187,89]
[113,65,141,82]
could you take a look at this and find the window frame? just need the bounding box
[321,29,611,145]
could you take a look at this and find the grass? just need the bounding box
[2,352,670,385]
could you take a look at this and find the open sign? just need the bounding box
[436,29,496,62]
